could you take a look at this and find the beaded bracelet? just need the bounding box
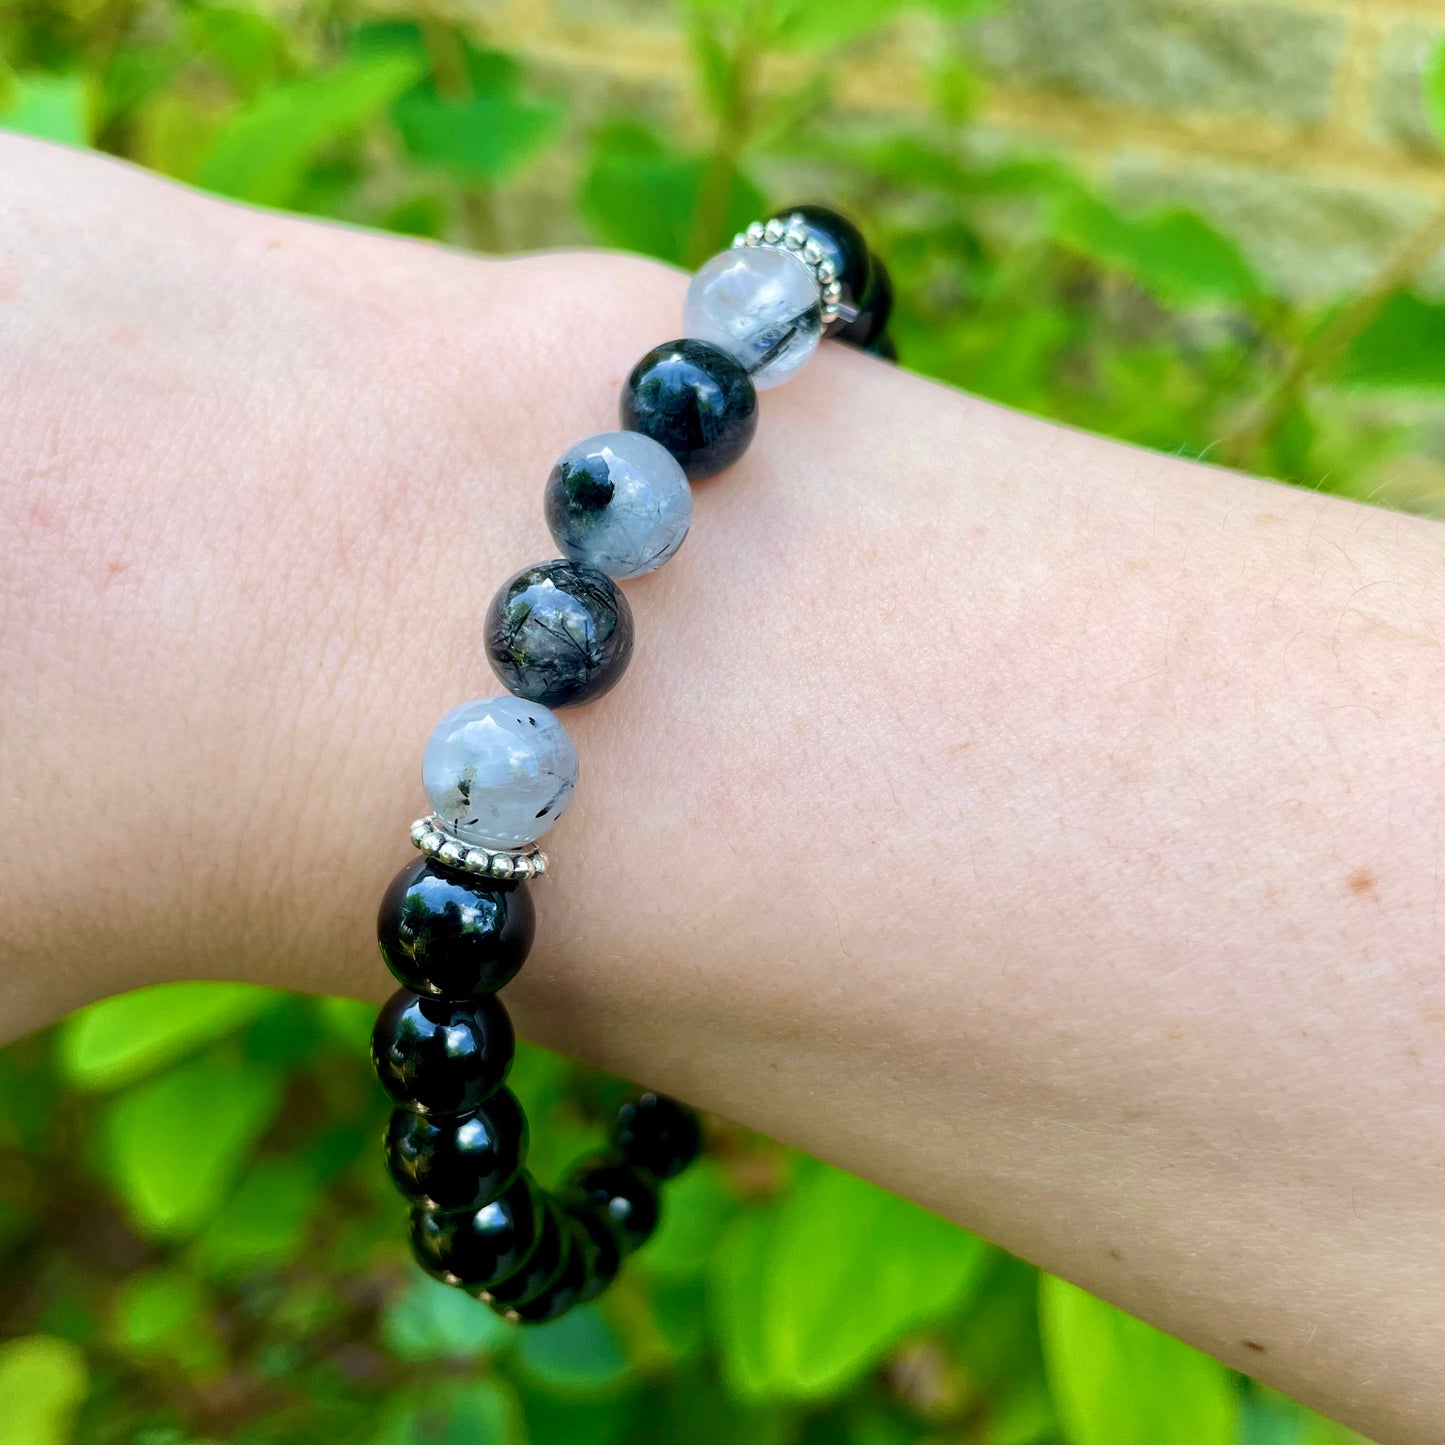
[370,205,891,1324]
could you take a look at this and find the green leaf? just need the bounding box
[381,1268,512,1362]
[1058,196,1263,307]
[198,50,425,207]
[102,1053,283,1238]
[393,46,562,185]
[643,1158,737,1281]
[770,0,908,50]
[1423,40,1445,149]
[109,1268,225,1376]
[1334,289,1445,391]
[57,982,274,1092]
[188,1157,320,1277]
[515,1305,631,1393]
[0,1336,88,1445]
[711,1161,991,1400]
[1039,1275,1237,1445]
[578,121,765,264]
[0,74,88,146]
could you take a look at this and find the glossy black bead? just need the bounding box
[484,559,633,709]
[772,203,873,337]
[372,988,514,1116]
[409,1171,543,1288]
[564,1156,661,1254]
[866,332,897,363]
[377,857,534,999]
[567,1203,623,1304]
[612,1092,702,1181]
[484,1195,568,1307]
[384,1087,527,1210]
[619,339,758,481]
[836,255,893,349]
[508,1222,589,1323]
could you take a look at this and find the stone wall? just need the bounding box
[482,0,1445,299]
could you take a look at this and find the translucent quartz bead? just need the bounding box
[682,246,823,389]
[422,697,577,850]
[545,430,692,581]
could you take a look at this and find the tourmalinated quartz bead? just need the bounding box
[422,697,578,850]
[544,430,692,581]
[484,559,633,709]
[384,1087,528,1210]
[564,1156,661,1254]
[377,857,534,998]
[683,245,823,389]
[612,1092,702,1180]
[372,989,515,1116]
[771,204,872,337]
[410,1172,544,1289]
[619,339,758,481]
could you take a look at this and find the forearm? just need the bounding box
[2,138,1441,1441]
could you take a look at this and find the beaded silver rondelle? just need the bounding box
[733,213,845,322]
[409,816,548,881]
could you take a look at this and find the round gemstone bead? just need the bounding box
[384,1087,528,1210]
[683,246,822,389]
[771,204,872,338]
[544,430,691,581]
[619,339,758,481]
[866,332,897,363]
[377,858,534,998]
[409,1171,543,1288]
[612,1093,702,1181]
[484,559,633,710]
[564,1156,660,1254]
[508,1225,588,1323]
[422,697,578,850]
[371,988,514,1116]
[484,1195,568,1308]
[567,1203,623,1304]
[837,255,892,349]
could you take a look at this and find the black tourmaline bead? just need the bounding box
[837,256,893,350]
[378,858,534,999]
[508,1221,589,1323]
[866,332,897,363]
[619,339,758,481]
[564,1156,661,1254]
[409,1171,544,1289]
[484,559,633,710]
[772,203,873,337]
[612,1092,702,1181]
[567,1202,623,1304]
[484,1195,568,1308]
[372,988,514,1116]
[384,1087,527,1210]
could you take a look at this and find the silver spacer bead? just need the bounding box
[732,211,842,323]
[409,816,548,881]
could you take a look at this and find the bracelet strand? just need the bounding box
[370,205,892,1324]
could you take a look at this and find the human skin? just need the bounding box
[0,135,1441,1441]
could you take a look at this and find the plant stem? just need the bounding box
[1224,203,1445,468]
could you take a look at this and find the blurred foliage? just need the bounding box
[2,0,1438,1439]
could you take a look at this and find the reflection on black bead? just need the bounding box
[772,204,872,337]
[484,1195,567,1308]
[377,858,534,999]
[484,559,633,709]
[619,339,758,481]
[564,1156,660,1254]
[372,988,514,1116]
[508,1222,589,1323]
[409,1171,543,1288]
[837,256,893,349]
[567,1203,623,1304]
[612,1093,702,1181]
[384,1087,527,1210]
